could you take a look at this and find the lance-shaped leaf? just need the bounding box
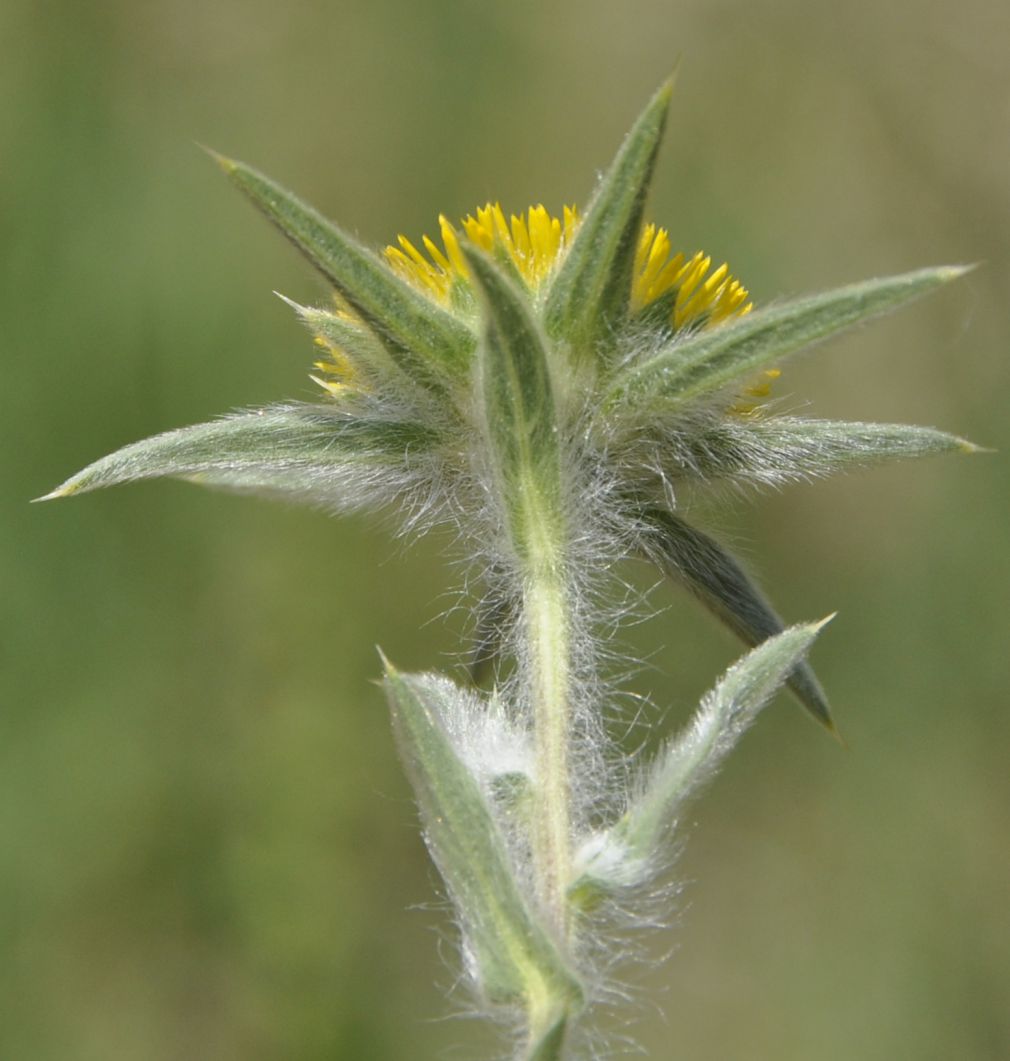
[621,620,828,864]
[213,153,474,387]
[637,505,833,730]
[544,78,673,354]
[464,245,564,569]
[39,405,437,504]
[645,416,980,489]
[609,265,972,408]
[383,663,583,1011]
[722,417,981,480]
[572,621,829,896]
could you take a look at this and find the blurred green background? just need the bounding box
[3,1,1007,1058]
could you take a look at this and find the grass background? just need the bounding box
[3,1,1008,1057]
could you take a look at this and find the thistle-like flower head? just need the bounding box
[46,81,974,733]
[44,82,981,1056]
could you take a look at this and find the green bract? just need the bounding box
[45,80,977,1061]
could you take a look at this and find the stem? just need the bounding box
[525,569,573,940]
[464,241,581,1048]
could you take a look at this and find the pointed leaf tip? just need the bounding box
[197,143,236,174]
[32,482,77,503]
[937,262,977,281]
[272,290,304,312]
[654,72,676,107]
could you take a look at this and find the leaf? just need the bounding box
[646,415,983,488]
[574,621,830,894]
[637,506,833,730]
[212,152,474,388]
[622,621,830,860]
[609,265,972,408]
[38,404,436,506]
[463,245,564,568]
[383,663,583,1011]
[724,417,982,478]
[544,78,673,355]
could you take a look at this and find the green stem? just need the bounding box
[461,241,580,1049]
[525,569,573,941]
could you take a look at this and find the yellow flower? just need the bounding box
[384,204,579,305]
[631,224,752,328]
[383,204,751,328]
[313,204,754,397]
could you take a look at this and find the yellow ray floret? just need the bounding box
[385,204,580,302]
[385,208,752,334]
[632,223,752,328]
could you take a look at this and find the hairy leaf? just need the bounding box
[544,78,673,355]
[623,621,828,861]
[573,621,829,894]
[39,405,436,504]
[638,506,833,729]
[642,415,980,489]
[727,417,980,477]
[610,265,971,407]
[384,663,583,1010]
[465,245,564,570]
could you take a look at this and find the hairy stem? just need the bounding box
[525,567,573,941]
[515,490,578,1056]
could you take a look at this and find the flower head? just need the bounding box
[382,203,751,324]
[311,203,753,404]
[45,83,974,731]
